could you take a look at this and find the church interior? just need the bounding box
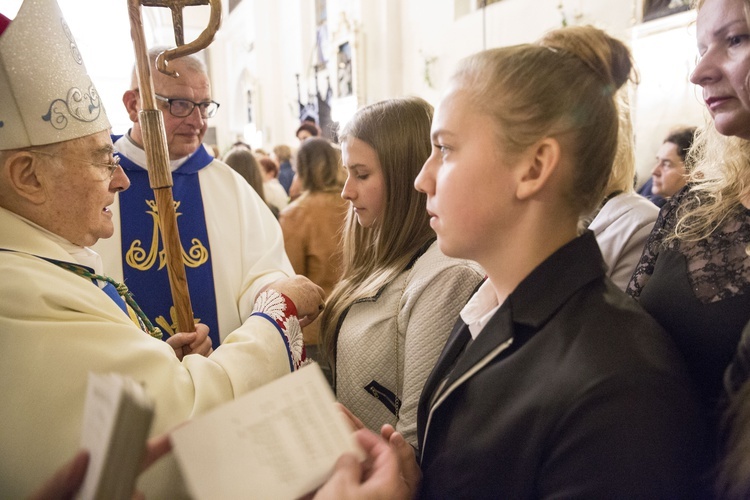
[4,0,701,187]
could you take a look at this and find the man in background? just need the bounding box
[94,48,295,349]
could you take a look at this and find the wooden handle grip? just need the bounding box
[154,189,195,333]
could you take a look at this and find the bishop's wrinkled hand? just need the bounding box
[263,275,326,327]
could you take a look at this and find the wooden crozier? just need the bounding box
[126,0,222,333]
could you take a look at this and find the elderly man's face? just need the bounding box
[152,60,211,160]
[43,130,130,246]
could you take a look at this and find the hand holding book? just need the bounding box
[171,363,363,499]
[33,365,407,500]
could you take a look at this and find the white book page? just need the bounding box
[171,363,362,500]
[77,373,153,500]
[77,373,122,500]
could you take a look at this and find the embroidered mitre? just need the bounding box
[0,0,110,150]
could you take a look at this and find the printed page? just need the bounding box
[171,363,362,500]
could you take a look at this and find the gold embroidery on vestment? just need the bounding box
[125,199,209,271]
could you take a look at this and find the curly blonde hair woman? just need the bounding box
[627,0,750,429]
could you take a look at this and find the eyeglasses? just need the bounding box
[154,94,220,118]
[28,149,121,180]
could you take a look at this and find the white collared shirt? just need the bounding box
[459,279,501,340]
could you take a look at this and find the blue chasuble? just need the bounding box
[114,137,220,348]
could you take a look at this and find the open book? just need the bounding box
[171,363,362,500]
[77,372,155,500]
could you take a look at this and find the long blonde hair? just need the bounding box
[673,121,750,241]
[675,0,750,242]
[607,90,638,195]
[318,97,434,366]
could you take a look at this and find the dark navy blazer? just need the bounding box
[417,231,709,499]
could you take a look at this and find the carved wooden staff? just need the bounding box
[126,0,221,333]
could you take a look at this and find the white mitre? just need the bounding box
[0,0,110,150]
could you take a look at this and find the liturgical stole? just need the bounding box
[115,138,220,348]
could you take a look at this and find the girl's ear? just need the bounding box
[515,137,561,200]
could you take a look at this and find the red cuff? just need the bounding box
[253,289,305,370]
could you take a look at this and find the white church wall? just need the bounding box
[25,0,702,176]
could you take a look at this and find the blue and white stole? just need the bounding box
[114,136,220,348]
